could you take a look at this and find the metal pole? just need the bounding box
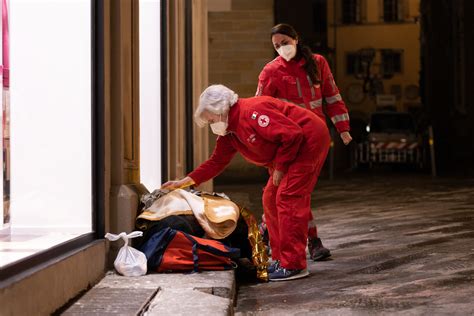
[428,125,436,178]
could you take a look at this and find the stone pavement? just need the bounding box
[61,173,474,315]
[62,270,236,315]
[230,174,474,315]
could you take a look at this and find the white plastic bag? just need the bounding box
[105,231,147,277]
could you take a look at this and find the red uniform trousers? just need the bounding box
[262,121,330,270]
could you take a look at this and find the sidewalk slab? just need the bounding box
[63,270,235,316]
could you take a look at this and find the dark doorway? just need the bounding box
[275,0,328,53]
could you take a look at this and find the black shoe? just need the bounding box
[308,237,331,261]
[269,266,309,282]
[267,260,280,273]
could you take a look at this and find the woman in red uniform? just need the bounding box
[162,84,330,281]
[256,24,353,261]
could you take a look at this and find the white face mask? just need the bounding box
[210,115,228,136]
[276,44,296,62]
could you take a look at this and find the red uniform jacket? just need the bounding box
[256,54,350,133]
[188,96,327,186]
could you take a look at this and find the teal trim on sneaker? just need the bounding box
[269,267,309,282]
[267,260,280,274]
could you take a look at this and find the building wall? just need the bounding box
[207,0,274,182]
[208,0,274,97]
[328,0,421,124]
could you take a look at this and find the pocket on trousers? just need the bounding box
[281,164,317,196]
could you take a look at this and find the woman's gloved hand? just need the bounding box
[340,131,353,145]
[161,176,195,190]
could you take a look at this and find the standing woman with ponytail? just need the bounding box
[257,23,352,263]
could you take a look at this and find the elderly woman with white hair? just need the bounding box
[162,84,330,281]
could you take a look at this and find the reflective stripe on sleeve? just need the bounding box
[325,93,342,104]
[331,113,350,124]
[309,99,322,109]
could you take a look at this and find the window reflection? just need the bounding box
[1,0,10,236]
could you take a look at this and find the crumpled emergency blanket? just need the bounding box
[137,189,239,239]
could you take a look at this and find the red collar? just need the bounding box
[226,100,241,133]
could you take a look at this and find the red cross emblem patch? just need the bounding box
[258,115,270,127]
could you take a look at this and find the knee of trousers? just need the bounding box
[276,193,312,221]
[276,193,311,208]
[262,184,278,208]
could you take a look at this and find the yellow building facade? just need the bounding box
[327,0,421,125]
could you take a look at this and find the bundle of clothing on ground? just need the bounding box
[134,188,268,281]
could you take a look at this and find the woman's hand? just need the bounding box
[340,131,353,145]
[273,170,284,186]
[161,176,195,190]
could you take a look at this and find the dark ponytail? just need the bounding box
[271,23,320,84]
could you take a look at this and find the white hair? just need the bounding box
[194,84,239,127]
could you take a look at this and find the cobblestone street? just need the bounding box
[217,174,474,315]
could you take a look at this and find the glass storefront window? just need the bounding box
[1,0,10,238]
[0,0,93,268]
[139,0,162,191]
